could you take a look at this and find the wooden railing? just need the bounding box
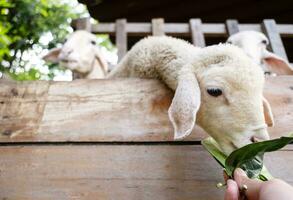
[72,18,293,62]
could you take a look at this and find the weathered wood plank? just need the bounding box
[189,19,206,47]
[88,21,293,37]
[0,81,50,138]
[0,145,292,200]
[152,18,165,36]
[116,19,127,61]
[225,19,239,36]
[0,77,292,142]
[262,19,289,61]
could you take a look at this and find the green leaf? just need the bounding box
[225,136,293,178]
[201,137,226,167]
[201,137,284,181]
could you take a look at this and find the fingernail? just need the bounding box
[234,168,247,177]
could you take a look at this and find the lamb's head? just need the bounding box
[169,44,274,155]
[43,30,107,77]
[227,31,293,75]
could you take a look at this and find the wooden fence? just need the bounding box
[71,18,293,62]
[0,18,293,200]
[0,76,293,199]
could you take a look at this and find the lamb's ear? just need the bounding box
[263,97,274,127]
[168,74,201,139]
[262,50,293,75]
[42,48,61,63]
[94,48,108,74]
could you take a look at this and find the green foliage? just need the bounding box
[0,0,85,80]
[96,34,116,51]
[202,137,274,182]
[8,68,41,81]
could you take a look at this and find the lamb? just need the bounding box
[108,36,274,155]
[43,30,108,79]
[227,31,293,75]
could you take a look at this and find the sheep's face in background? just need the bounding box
[58,30,97,73]
[227,31,293,75]
[196,62,271,155]
[227,31,268,65]
[43,30,102,74]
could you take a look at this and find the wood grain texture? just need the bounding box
[189,19,206,47]
[0,77,292,142]
[0,145,292,200]
[262,19,289,61]
[152,18,165,36]
[225,19,239,36]
[116,19,127,61]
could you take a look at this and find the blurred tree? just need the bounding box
[0,0,85,80]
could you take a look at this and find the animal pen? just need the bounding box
[0,18,293,199]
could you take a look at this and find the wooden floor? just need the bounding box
[0,77,293,200]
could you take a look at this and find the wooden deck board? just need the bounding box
[0,76,293,142]
[0,145,292,200]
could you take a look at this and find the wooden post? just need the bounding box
[225,19,239,36]
[116,19,127,61]
[74,17,91,32]
[189,19,205,47]
[152,18,165,36]
[262,19,288,61]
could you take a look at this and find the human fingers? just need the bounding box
[225,179,239,200]
[233,168,262,200]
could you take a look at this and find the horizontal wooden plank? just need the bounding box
[0,76,292,142]
[89,22,293,37]
[0,145,292,200]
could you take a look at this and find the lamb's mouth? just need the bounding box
[60,59,77,63]
[230,136,265,150]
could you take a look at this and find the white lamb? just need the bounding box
[43,30,108,79]
[227,31,293,75]
[109,36,274,155]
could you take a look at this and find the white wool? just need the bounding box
[43,30,108,79]
[109,36,274,155]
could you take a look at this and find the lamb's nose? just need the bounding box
[251,136,262,143]
[59,49,73,60]
[250,134,270,143]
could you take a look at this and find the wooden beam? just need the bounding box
[116,19,127,61]
[152,18,165,36]
[86,21,293,38]
[0,77,292,143]
[225,19,239,36]
[0,145,293,199]
[189,19,206,47]
[262,19,289,61]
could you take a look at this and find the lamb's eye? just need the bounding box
[261,39,268,45]
[91,40,96,45]
[207,88,222,97]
